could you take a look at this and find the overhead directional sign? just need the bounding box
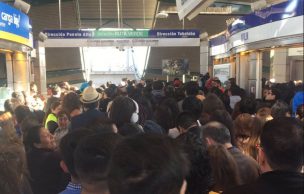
[43,29,200,39]
[41,29,201,47]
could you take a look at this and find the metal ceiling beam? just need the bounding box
[215,0,252,5]
[80,18,154,21]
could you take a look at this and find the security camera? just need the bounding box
[14,0,31,14]
[200,32,208,40]
[38,32,48,41]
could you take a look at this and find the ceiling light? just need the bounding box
[156,11,169,19]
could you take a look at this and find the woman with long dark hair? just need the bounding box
[23,124,68,194]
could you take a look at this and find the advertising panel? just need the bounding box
[213,64,230,83]
[0,2,31,46]
[162,59,189,76]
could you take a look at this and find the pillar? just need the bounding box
[248,51,262,98]
[256,52,262,99]
[6,52,30,93]
[5,53,13,89]
[235,53,240,86]
[34,42,47,95]
[200,41,209,74]
[239,53,249,90]
[271,48,288,83]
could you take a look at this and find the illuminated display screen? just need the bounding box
[82,47,149,78]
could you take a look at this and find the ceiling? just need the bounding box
[2,0,287,39]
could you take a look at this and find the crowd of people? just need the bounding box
[0,76,303,194]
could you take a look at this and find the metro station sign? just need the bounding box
[43,29,200,39]
[41,29,200,47]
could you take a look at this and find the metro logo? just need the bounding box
[0,12,20,28]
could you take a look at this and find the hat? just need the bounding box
[80,86,101,104]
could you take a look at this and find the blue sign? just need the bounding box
[149,30,200,38]
[210,0,304,47]
[0,2,30,39]
[228,0,303,36]
[209,34,228,47]
[44,30,94,39]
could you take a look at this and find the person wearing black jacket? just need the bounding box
[24,125,69,194]
[223,117,303,194]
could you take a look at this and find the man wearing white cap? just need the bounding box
[71,86,106,130]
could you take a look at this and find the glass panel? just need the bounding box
[0,53,7,87]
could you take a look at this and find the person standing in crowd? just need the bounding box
[62,92,82,119]
[234,113,263,160]
[0,112,33,194]
[292,86,304,117]
[108,134,189,194]
[44,101,61,134]
[79,80,93,93]
[256,107,272,125]
[23,124,69,194]
[211,79,225,93]
[71,86,106,131]
[176,129,212,194]
[208,144,241,193]
[202,122,260,185]
[178,81,200,112]
[173,111,201,138]
[44,85,61,113]
[271,100,291,119]
[296,104,304,121]
[99,86,117,112]
[27,82,44,111]
[151,80,166,108]
[53,110,70,145]
[75,133,122,194]
[224,117,304,194]
[207,110,237,146]
[59,129,95,194]
[14,105,33,137]
[108,96,142,134]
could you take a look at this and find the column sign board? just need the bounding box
[0,2,31,47]
[176,0,215,20]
